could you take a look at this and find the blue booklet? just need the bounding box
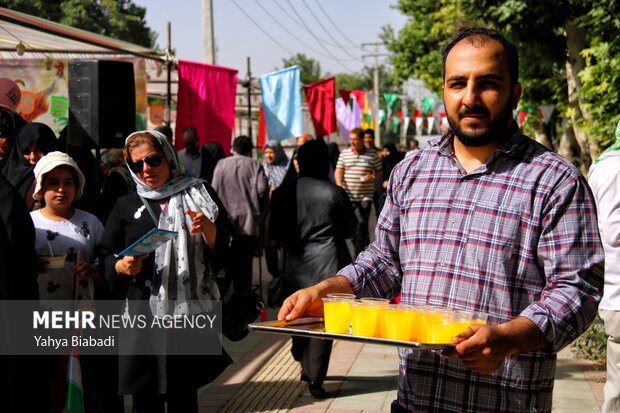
[118,228,177,256]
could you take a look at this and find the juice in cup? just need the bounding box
[450,310,473,338]
[409,305,424,342]
[322,297,353,334]
[383,304,415,341]
[361,298,389,337]
[350,300,383,337]
[422,307,453,344]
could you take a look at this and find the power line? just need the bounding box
[270,0,359,51]
[252,0,359,63]
[301,0,360,61]
[313,0,362,50]
[230,0,294,56]
[285,0,354,72]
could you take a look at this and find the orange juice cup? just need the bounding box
[450,310,473,338]
[408,305,424,342]
[422,307,453,344]
[361,297,389,337]
[383,304,415,341]
[471,311,489,325]
[350,300,383,337]
[322,297,354,334]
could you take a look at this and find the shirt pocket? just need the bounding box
[467,194,523,262]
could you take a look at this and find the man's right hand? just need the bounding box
[115,255,148,277]
[278,286,325,321]
[277,275,355,321]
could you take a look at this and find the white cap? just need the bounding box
[0,78,21,111]
[33,151,85,200]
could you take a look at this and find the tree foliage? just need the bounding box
[0,0,156,48]
[335,64,397,93]
[281,53,322,86]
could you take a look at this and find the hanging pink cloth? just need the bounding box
[175,60,238,155]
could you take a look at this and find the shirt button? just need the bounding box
[450,218,456,223]
[439,260,445,267]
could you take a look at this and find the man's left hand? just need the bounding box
[442,317,548,375]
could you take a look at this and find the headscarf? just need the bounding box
[2,122,58,198]
[125,130,220,317]
[297,140,330,181]
[262,140,290,189]
[326,142,340,170]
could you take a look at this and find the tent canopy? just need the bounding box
[0,7,163,61]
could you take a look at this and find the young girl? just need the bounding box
[30,151,103,306]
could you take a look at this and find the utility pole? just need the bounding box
[246,57,252,139]
[202,0,215,64]
[165,22,172,125]
[362,41,388,148]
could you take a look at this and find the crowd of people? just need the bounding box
[0,25,618,413]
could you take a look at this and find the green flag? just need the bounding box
[421,97,434,115]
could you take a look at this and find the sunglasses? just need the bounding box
[128,154,163,173]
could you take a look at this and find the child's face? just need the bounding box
[42,166,76,211]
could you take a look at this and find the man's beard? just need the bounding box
[447,101,514,147]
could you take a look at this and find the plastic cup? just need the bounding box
[350,300,383,337]
[383,304,415,341]
[322,297,354,334]
[40,254,67,272]
[327,293,356,300]
[471,311,489,325]
[361,298,389,337]
[409,305,424,342]
[450,310,473,338]
[421,306,453,344]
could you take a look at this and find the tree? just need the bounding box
[335,64,397,93]
[281,53,322,86]
[0,0,156,48]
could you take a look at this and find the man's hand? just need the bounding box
[442,317,548,375]
[277,275,354,321]
[115,255,148,277]
[277,286,325,321]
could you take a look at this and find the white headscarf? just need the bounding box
[126,130,220,317]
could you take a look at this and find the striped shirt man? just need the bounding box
[336,147,381,202]
[339,130,604,412]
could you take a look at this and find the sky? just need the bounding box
[133,0,408,77]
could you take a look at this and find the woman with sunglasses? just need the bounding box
[99,130,233,413]
[2,122,58,210]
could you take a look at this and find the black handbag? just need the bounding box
[222,288,264,341]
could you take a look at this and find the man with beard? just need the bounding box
[278,27,604,412]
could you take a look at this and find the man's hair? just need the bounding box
[364,128,375,138]
[154,124,173,142]
[350,127,364,140]
[183,126,198,139]
[233,135,253,156]
[442,27,519,87]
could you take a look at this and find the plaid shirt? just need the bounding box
[339,129,604,412]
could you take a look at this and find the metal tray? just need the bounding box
[249,317,451,350]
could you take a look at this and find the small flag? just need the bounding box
[260,66,303,141]
[64,349,84,413]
